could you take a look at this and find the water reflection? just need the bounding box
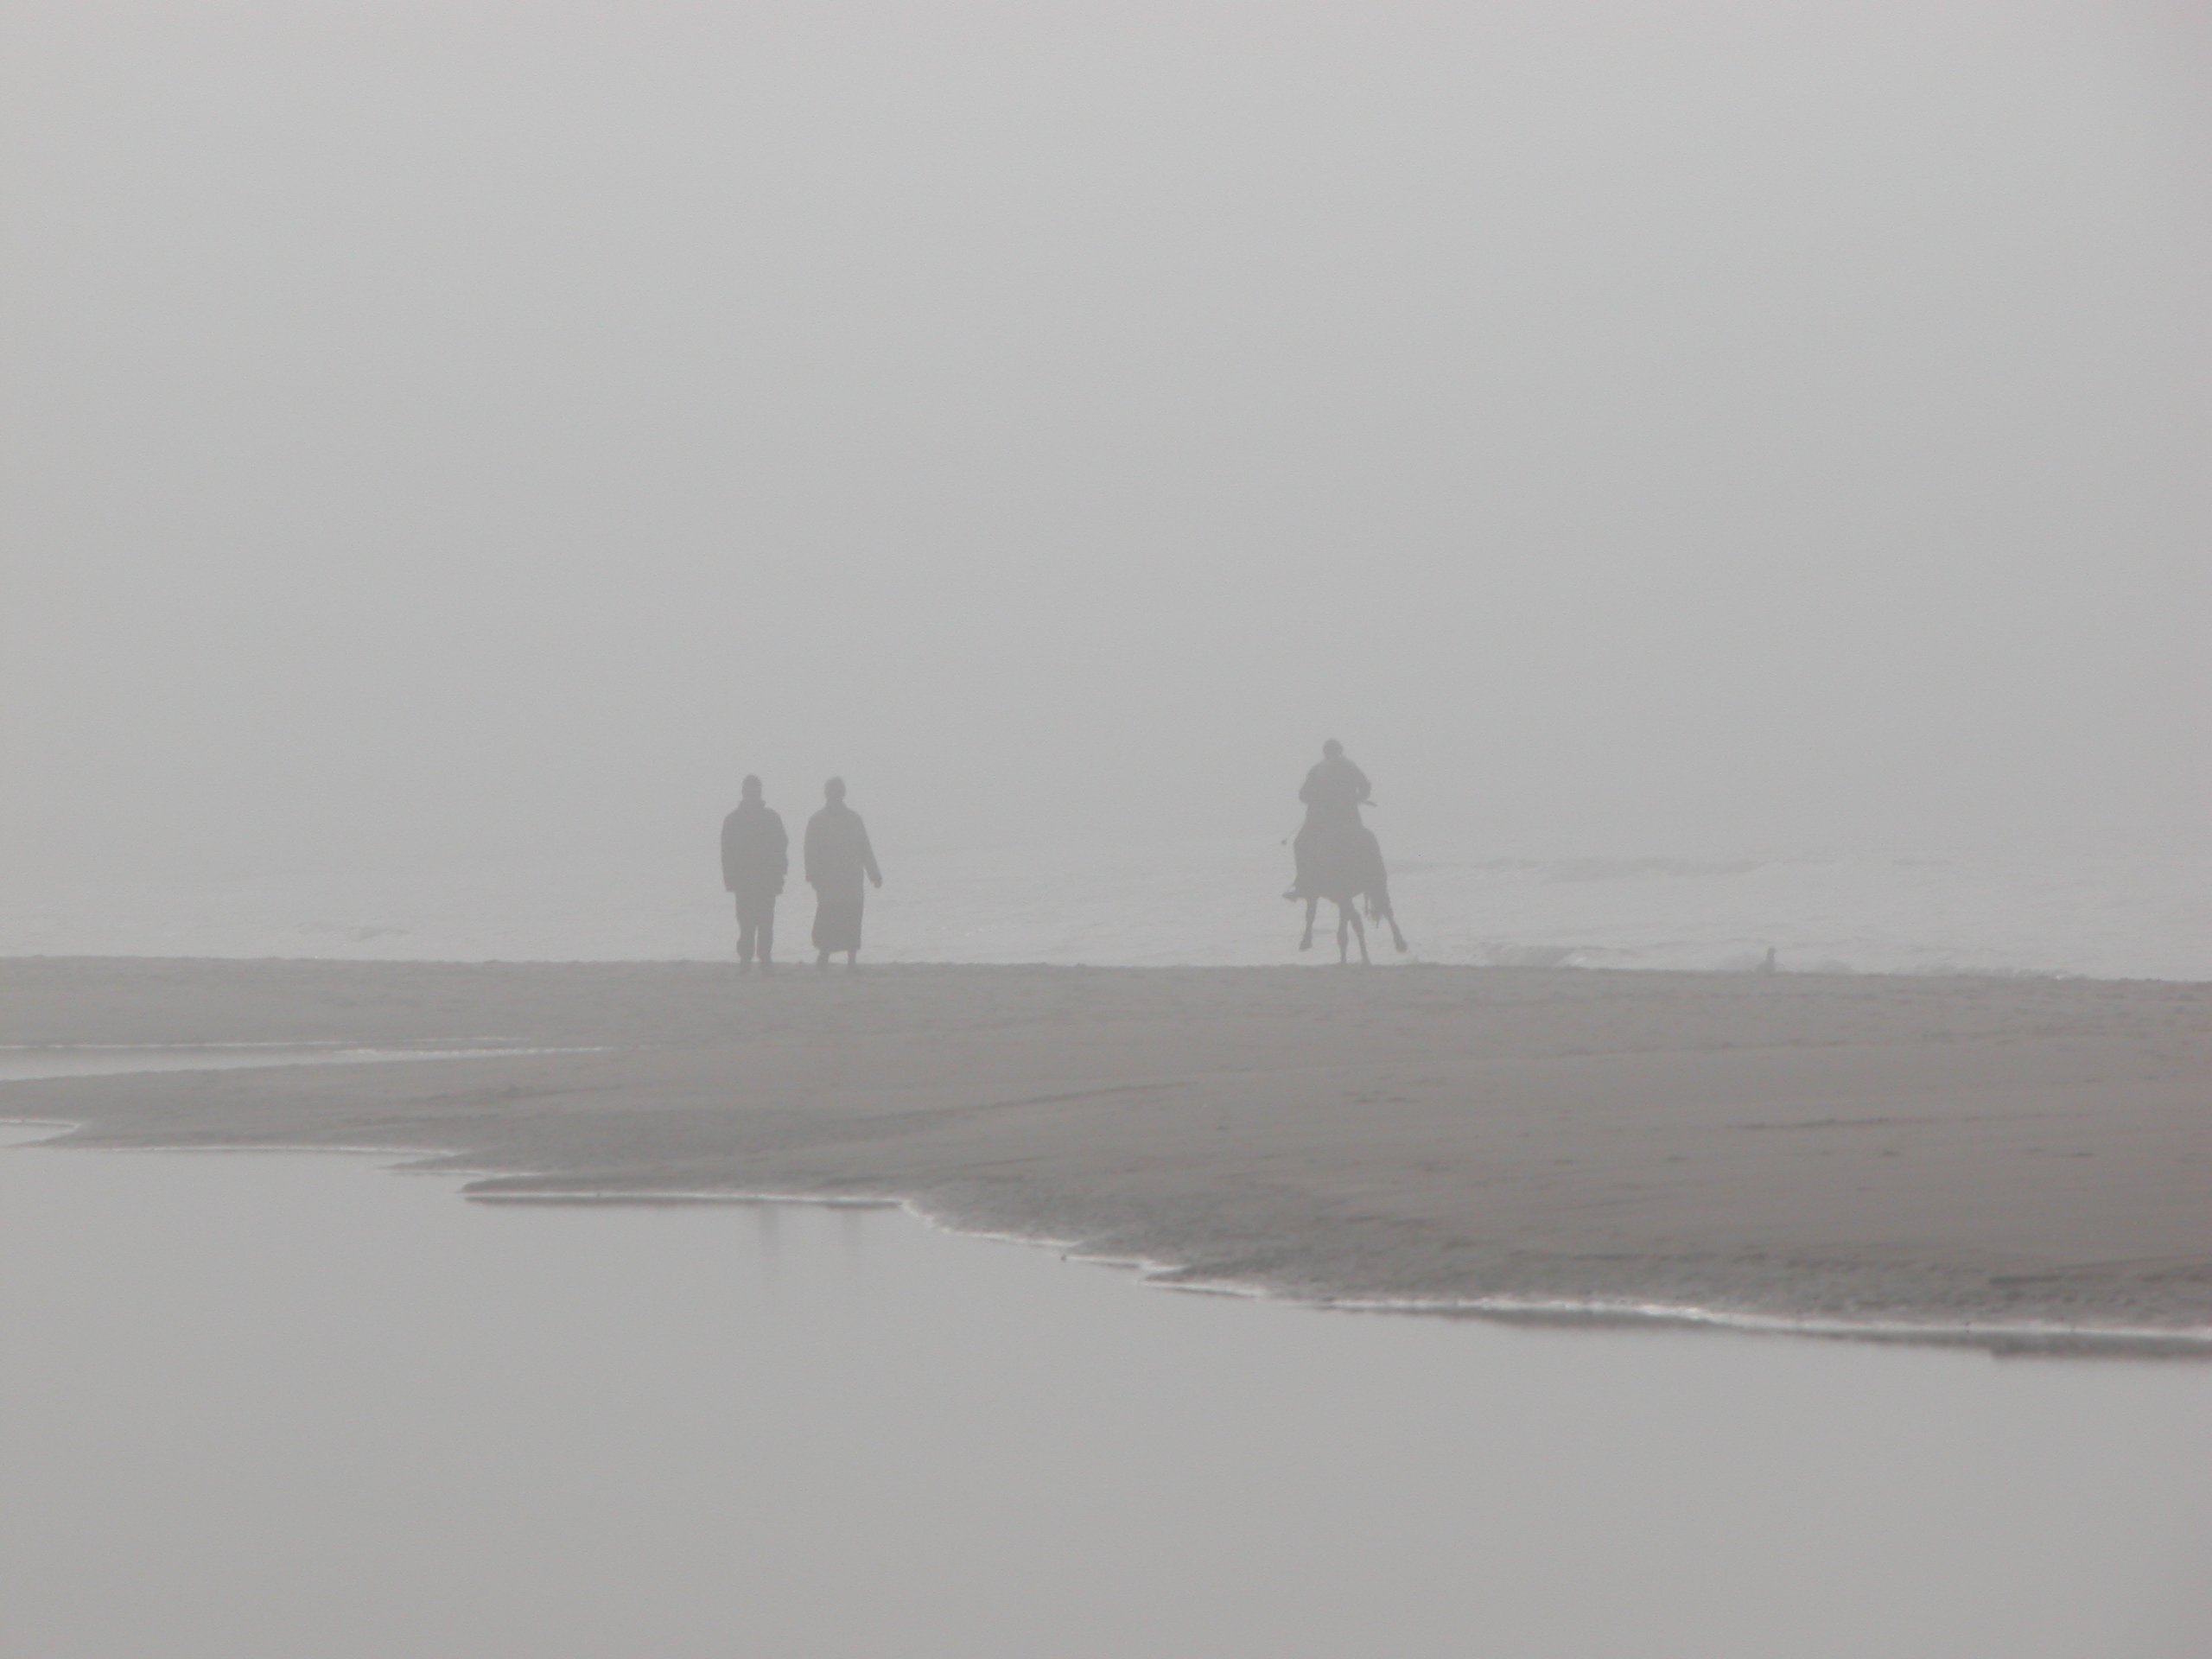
[2,1141,2207,1658]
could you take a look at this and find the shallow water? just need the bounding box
[3,1129,2206,1658]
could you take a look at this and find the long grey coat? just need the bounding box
[804,803,880,905]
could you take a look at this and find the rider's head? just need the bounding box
[823,776,847,804]
[741,774,763,801]
[1322,739,1344,760]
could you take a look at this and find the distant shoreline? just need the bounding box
[3,950,2209,991]
[9,840,2208,982]
[5,957,2208,1355]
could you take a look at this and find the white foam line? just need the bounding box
[1089,1262,2212,1351]
[1269,1289,2212,1351]
[90,1144,467,1159]
[0,1043,610,1054]
[2,1112,487,1172]
[0,1118,80,1142]
[1,1125,474,1164]
[0,1041,359,1052]
[0,1045,615,1084]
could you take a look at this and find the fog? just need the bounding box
[4,2,2207,891]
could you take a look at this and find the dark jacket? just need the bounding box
[1299,755,1372,831]
[721,803,789,894]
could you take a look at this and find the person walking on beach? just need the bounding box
[721,774,788,974]
[805,776,882,970]
[1285,739,1373,900]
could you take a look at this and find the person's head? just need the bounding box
[823,776,847,804]
[741,774,763,802]
[1322,739,1344,760]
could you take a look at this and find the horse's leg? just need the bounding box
[1367,878,1409,954]
[1379,898,1408,954]
[1335,900,1351,965]
[1300,894,1318,951]
[1348,906,1370,966]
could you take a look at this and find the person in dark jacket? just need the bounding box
[721,775,789,973]
[804,776,881,970]
[1284,739,1373,900]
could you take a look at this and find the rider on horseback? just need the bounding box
[1284,739,1372,901]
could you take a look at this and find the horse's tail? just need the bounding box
[1357,826,1391,918]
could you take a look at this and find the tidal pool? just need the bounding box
[2,1123,2206,1656]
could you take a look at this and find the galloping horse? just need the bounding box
[1298,822,1409,965]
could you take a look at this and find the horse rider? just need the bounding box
[1285,739,1372,900]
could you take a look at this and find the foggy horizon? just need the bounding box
[6,3,2208,891]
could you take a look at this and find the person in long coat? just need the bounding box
[804,776,882,969]
[721,774,788,973]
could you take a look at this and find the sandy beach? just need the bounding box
[5,957,2207,1351]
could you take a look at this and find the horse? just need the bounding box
[1296,822,1409,965]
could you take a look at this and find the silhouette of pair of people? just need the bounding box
[720,777,882,974]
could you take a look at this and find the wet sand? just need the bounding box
[4,957,2207,1350]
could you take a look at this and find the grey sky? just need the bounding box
[4,2,2205,883]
